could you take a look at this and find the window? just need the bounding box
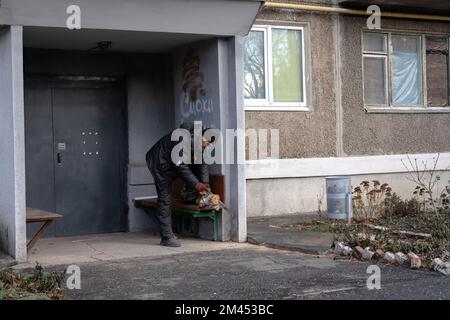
[391,35,423,106]
[244,29,266,101]
[244,26,307,110]
[426,36,450,107]
[363,33,388,105]
[363,31,450,111]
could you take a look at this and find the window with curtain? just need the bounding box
[391,35,423,106]
[244,26,306,109]
[362,32,435,108]
[363,32,450,110]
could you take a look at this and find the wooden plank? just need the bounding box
[133,199,157,208]
[134,174,225,213]
[209,175,225,202]
[173,200,215,211]
[26,207,62,223]
[134,198,219,212]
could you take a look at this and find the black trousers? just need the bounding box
[151,175,174,239]
[147,163,204,239]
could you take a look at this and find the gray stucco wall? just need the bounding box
[0,26,27,261]
[340,16,450,156]
[245,8,338,159]
[24,49,175,233]
[246,5,450,159]
[244,4,450,218]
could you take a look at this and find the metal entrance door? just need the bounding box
[25,78,128,236]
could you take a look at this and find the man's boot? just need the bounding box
[160,236,181,247]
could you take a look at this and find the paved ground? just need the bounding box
[0,251,15,269]
[18,232,253,269]
[55,247,450,300]
[248,215,334,254]
[12,231,450,300]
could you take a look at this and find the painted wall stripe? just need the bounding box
[246,153,450,179]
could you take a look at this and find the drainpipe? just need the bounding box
[263,2,450,22]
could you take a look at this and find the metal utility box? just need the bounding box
[326,176,353,221]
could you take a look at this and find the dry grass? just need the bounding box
[0,263,65,300]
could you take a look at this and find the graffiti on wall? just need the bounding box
[180,47,214,119]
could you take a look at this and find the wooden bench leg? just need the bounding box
[27,220,52,252]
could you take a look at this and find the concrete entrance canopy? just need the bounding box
[0,0,263,36]
[0,0,262,263]
[23,27,215,53]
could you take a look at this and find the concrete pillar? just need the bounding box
[0,26,26,262]
[226,36,247,242]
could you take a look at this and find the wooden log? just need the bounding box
[363,223,432,238]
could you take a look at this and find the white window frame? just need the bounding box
[362,54,389,106]
[244,26,269,107]
[363,30,450,113]
[245,25,308,111]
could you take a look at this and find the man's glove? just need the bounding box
[196,182,209,193]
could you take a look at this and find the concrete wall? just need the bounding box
[172,37,247,241]
[0,26,27,261]
[246,6,450,160]
[247,170,450,217]
[172,40,226,240]
[126,70,175,232]
[24,49,175,232]
[173,40,222,133]
[224,36,247,242]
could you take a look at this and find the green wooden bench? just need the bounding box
[134,175,224,241]
[173,203,220,241]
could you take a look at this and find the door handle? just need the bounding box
[56,142,66,165]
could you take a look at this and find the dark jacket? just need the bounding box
[146,132,209,189]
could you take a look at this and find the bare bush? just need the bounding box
[352,180,393,221]
[401,153,450,214]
